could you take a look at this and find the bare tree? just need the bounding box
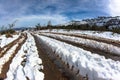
[1,25,5,31]
[47,20,52,27]
[8,20,18,30]
[35,23,41,30]
[47,20,52,31]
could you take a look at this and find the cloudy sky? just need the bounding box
[0,0,120,28]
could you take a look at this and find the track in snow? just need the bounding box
[42,32,120,47]
[38,32,120,61]
[0,33,27,79]
[0,33,25,57]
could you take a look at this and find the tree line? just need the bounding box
[35,21,120,34]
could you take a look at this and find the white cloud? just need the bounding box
[14,14,69,27]
[108,0,120,16]
[0,0,110,28]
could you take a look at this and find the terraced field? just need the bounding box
[0,30,120,80]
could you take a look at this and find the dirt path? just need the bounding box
[34,35,70,80]
[0,33,27,79]
[39,34,120,61]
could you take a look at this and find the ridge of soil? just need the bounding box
[0,33,27,79]
[34,35,70,80]
[42,32,120,47]
[40,34,120,61]
[0,33,24,58]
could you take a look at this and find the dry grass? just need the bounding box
[5,33,13,38]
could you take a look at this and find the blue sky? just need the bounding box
[0,0,119,28]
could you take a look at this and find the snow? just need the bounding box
[0,36,24,74]
[38,29,120,41]
[0,44,18,74]
[14,65,26,80]
[96,22,104,26]
[5,33,44,80]
[37,35,120,80]
[40,33,120,55]
[0,34,20,48]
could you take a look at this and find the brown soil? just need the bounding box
[43,32,120,47]
[0,33,25,58]
[40,34,120,61]
[34,35,70,80]
[0,33,27,79]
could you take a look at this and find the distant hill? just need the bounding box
[83,16,120,29]
[60,16,120,30]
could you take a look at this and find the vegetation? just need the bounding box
[47,20,52,31]
[0,20,18,37]
[35,23,41,30]
[34,20,120,34]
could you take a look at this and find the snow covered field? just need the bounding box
[0,35,25,74]
[0,34,20,48]
[0,44,18,74]
[39,29,120,41]
[5,33,44,80]
[37,35,120,80]
[39,33,120,56]
[0,30,120,80]
[0,32,44,80]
